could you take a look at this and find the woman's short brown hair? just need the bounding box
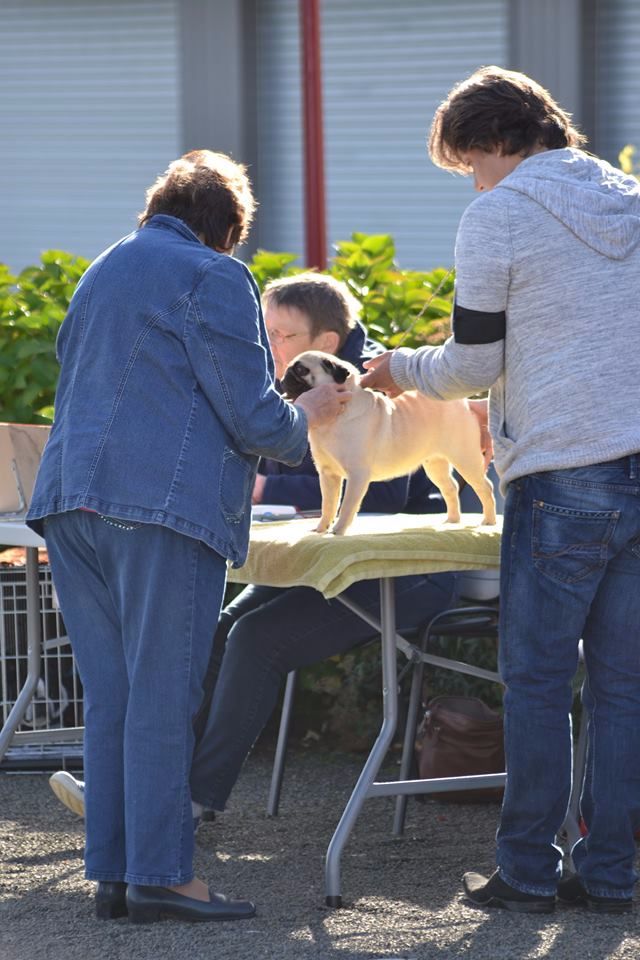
[429,65,587,174]
[262,272,360,347]
[138,149,256,251]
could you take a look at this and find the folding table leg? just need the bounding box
[561,702,589,852]
[267,669,297,817]
[325,577,397,907]
[0,546,43,762]
[392,649,425,836]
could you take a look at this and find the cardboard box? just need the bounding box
[0,423,50,516]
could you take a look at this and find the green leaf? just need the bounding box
[360,234,395,257]
[247,249,299,291]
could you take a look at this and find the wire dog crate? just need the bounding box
[0,559,84,769]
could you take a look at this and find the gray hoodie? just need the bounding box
[390,148,640,493]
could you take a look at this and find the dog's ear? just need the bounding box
[321,358,349,384]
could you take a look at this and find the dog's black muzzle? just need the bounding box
[281,362,312,400]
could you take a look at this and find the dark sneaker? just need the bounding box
[462,870,555,914]
[557,875,632,914]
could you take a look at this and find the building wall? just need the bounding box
[509,0,585,129]
[0,0,181,272]
[256,0,509,270]
[1,0,639,275]
[590,0,640,167]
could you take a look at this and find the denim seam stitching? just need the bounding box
[83,295,190,495]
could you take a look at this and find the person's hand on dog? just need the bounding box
[360,352,404,398]
[294,383,352,428]
[251,473,267,505]
[467,398,493,470]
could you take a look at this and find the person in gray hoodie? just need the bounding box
[361,65,640,915]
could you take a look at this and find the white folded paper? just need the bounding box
[251,504,298,522]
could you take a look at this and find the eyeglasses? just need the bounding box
[267,329,307,346]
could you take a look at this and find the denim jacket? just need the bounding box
[27,215,308,566]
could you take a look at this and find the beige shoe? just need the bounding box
[49,770,85,817]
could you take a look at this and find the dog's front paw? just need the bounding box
[313,520,332,534]
[444,514,461,525]
[328,522,349,536]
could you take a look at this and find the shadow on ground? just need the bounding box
[1,747,638,960]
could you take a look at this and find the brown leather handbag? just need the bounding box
[416,695,505,802]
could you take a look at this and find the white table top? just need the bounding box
[0,519,46,548]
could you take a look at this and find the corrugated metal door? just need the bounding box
[0,0,180,272]
[256,0,508,270]
[592,0,640,167]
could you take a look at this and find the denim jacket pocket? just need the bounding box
[219,447,253,524]
[532,500,620,584]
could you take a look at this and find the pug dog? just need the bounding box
[282,350,496,535]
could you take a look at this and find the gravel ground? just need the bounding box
[1,748,638,960]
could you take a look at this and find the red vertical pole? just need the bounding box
[300,0,327,270]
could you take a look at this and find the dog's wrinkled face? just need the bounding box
[281,351,352,400]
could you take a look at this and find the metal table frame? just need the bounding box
[0,524,46,761]
[1,519,515,907]
[324,578,507,906]
[0,521,84,758]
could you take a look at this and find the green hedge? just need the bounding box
[0,251,90,424]
[0,233,452,425]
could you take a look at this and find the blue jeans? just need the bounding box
[496,456,640,899]
[189,571,457,810]
[44,510,226,885]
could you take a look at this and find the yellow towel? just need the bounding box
[228,513,502,599]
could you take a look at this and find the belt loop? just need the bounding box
[630,454,639,480]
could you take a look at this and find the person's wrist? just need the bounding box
[389,347,416,391]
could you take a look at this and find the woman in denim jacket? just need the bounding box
[27,150,349,923]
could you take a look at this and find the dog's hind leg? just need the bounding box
[315,471,343,533]
[330,470,370,536]
[423,457,461,523]
[453,460,497,525]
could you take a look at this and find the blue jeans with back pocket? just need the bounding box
[495,455,640,898]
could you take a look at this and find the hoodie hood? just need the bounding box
[497,148,640,260]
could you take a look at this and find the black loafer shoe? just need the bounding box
[126,884,256,924]
[557,875,632,914]
[95,881,128,920]
[462,870,555,914]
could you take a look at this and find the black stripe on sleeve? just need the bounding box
[453,302,506,344]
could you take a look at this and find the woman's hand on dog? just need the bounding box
[294,383,352,427]
[360,352,404,398]
[251,473,267,504]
